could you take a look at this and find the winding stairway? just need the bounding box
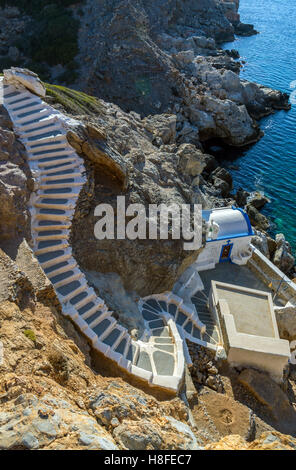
[1,77,219,393]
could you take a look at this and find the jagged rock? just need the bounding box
[247,191,270,209]
[143,114,177,145]
[275,306,296,342]
[177,144,206,177]
[4,67,46,97]
[234,22,258,37]
[235,187,250,207]
[246,204,270,231]
[272,234,295,274]
[210,167,232,197]
[67,124,128,189]
[251,231,270,259]
[0,393,118,450]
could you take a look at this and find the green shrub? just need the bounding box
[23,329,36,343]
[44,83,104,116]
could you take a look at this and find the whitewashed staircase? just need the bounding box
[1,78,213,392]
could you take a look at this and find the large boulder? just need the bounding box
[272,233,295,275]
[275,306,296,342]
[4,67,46,97]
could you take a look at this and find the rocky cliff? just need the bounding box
[0,0,295,451]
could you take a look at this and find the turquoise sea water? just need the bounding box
[221,0,296,253]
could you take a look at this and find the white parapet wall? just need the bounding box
[210,281,291,382]
[248,245,296,305]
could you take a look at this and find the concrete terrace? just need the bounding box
[199,262,284,307]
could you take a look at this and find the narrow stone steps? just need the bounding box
[39,158,81,171]
[25,134,67,147]
[36,229,69,241]
[19,116,57,132]
[22,123,60,139]
[28,149,74,160]
[50,269,84,289]
[15,109,50,124]
[38,248,72,270]
[41,171,82,182]
[33,209,73,222]
[34,199,75,211]
[35,239,69,255]
[8,99,42,112]
[36,190,80,200]
[10,103,45,117]
[46,260,78,279]
[33,221,71,232]
[4,91,32,104]
[39,178,85,190]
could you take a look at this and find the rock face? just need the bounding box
[67,104,205,297]
[75,0,289,149]
[238,369,296,433]
[0,106,31,251]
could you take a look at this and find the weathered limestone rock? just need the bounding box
[0,393,118,450]
[4,67,46,97]
[246,204,270,231]
[272,233,295,275]
[275,306,296,342]
[238,369,296,426]
[0,106,31,247]
[143,114,176,145]
[247,191,270,210]
[67,124,128,189]
[177,144,206,177]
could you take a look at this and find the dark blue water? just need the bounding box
[222,0,296,253]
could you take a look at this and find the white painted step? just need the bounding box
[11,103,45,117]
[4,91,32,104]
[23,123,61,138]
[19,116,58,132]
[38,155,80,169]
[25,134,66,147]
[38,248,72,270]
[15,109,50,124]
[36,229,69,241]
[35,240,69,256]
[39,178,85,190]
[46,260,77,279]
[41,171,82,182]
[8,99,42,112]
[28,149,73,161]
[39,157,79,170]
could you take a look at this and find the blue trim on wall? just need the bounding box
[219,241,233,263]
[206,233,252,243]
[232,206,254,236]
